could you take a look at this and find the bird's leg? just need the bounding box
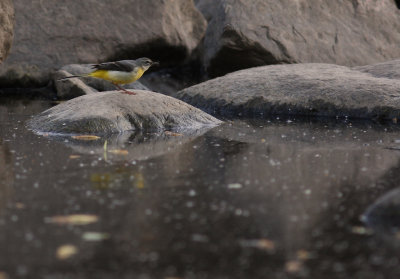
[112,83,137,95]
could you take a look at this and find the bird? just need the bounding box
[59,57,158,95]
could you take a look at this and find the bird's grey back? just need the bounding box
[91,60,137,72]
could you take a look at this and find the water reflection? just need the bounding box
[363,186,400,233]
[0,139,13,216]
[2,102,400,278]
[56,128,210,162]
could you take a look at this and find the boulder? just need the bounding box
[53,64,149,99]
[173,61,400,120]
[27,90,221,134]
[197,0,400,77]
[0,0,206,86]
[354,60,400,80]
[0,0,14,63]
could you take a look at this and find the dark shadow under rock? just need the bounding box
[27,90,222,134]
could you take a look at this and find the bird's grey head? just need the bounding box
[136,57,159,71]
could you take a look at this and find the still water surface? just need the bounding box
[1,100,400,278]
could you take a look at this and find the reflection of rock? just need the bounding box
[27,91,222,134]
[363,187,400,232]
[0,139,13,215]
[209,121,400,252]
[63,128,211,162]
[77,120,400,274]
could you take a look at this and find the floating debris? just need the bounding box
[351,226,373,235]
[15,202,25,209]
[228,183,242,189]
[56,244,78,260]
[69,155,81,159]
[0,271,9,279]
[239,238,275,252]
[71,135,101,140]
[45,214,99,225]
[191,234,209,243]
[285,260,303,273]
[296,249,313,260]
[82,232,110,242]
[108,149,129,155]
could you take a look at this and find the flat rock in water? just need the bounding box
[174,61,400,120]
[27,90,222,134]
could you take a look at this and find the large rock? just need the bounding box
[0,0,206,86]
[354,60,400,80]
[173,61,400,120]
[198,0,400,77]
[27,91,221,134]
[0,0,14,63]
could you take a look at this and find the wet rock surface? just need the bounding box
[27,91,222,134]
[0,0,14,63]
[0,0,206,86]
[197,0,400,77]
[174,62,400,120]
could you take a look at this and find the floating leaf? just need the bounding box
[69,155,81,159]
[285,260,303,273]
[45,214,99,225]
[134,172,145,189]
[15,202,25,209]
[82,232,110,241]
[108,149,129,155]
[56,244,78,260]
[164,131,183,137]
[228,183,242,189]
[296,249,312,260]
[351,226,372,235]
[103,140,108,161]
[71,135,101,140]
[239,238,275,252]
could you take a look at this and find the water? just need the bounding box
[2,100,400,278]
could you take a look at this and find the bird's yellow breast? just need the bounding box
[89,67,145,85]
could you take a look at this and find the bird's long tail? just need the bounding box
[57,74,89,81]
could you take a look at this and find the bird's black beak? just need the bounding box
[152,61,160,66]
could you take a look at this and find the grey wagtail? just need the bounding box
[59,57,159,95]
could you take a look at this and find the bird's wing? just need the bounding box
[91,60,135,72]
